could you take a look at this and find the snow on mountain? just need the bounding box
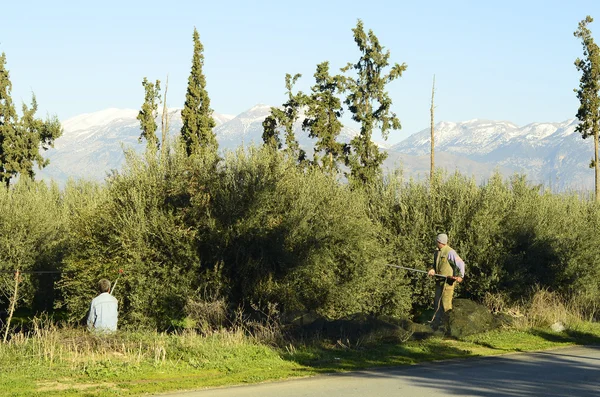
[393,119,521,156]
[38,105,359,184]
[62,108,139,133]
[42,108,231,182]
[213,112,235,126]
[216,104,273,147]
[391,118,591,190]
[36,106,595,191]
[216,104,358,150]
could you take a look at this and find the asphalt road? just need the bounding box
[158,346,600,397]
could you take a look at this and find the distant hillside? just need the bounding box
[390,119,591,191]
[36,107,593,191]
[38,105,358,184]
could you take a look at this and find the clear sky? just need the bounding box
[1,0,599,143]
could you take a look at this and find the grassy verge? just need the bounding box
[0,321,599,396]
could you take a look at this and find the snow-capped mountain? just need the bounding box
[391,119,591,191]
[37,107,595,191]
[216,104,359,150]
[41,107,232,182]
[38,105,358,184]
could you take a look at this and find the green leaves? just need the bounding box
[0,179,66,311]
[181,28,217,156]
[342,20,407,187]
[262,74,306,164]
[264,20,406,183]
[137,78,161,150]
[574,15,600,201]
[303,61,345,174]
[0,53,62,186]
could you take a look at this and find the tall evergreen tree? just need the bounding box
[0,52,18,185]
[262,73,306,163]
[574,16,600,202]
[342,20,407,186]
[0,53,61,186]
[262,114,281,150]
[137,77,161,150]
[303,62,345,174]
[181,28,217,156]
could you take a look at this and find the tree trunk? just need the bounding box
[161,75,169,153]
[430,75,436,186]
[595,124,599,202]
[3,270,20,343]
[329,152,333,174]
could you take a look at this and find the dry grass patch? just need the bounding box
[36,380,116,392]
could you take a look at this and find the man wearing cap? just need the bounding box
[427,233,465,329]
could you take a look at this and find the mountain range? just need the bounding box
[392,118,589,191]
[37,105,593,192]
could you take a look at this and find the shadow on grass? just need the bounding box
[254,339,600,397]
[280,338,475,374]
[531,328,600,346]
[468,340,513,352]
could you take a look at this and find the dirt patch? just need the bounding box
[36,380,116,392]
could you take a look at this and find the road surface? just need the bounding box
[157,345,600,396]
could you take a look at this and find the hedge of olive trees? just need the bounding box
[1,145,599,329]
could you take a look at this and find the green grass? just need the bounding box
[1,322,599,396]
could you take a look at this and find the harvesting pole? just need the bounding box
[385,264,448,279]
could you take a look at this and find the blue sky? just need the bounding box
[1,0,599,143]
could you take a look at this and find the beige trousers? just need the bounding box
[432,281,455,326]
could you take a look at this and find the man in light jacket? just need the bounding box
[87,279,118,333]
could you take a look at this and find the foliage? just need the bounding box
[574,15,600,201]
[262,73,306,163]
[178,146,411,318]
[1,140,599,328]
[0,53,62,186]
[137,77,161,149]
[341,20,407,186]
[303,61,346,174]
[180,28,217,156]
[0,179,66,312]
[262,114,281,150]
[59,144,201,329]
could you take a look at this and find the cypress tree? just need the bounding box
[574,16,600,202]
[137,77,161,150]
[262,114,281,150]
[0,53,61,186]
[262,73,306,163]
[303,61,345,174]
[181,28,217,156]
[342,20,407,186]
[0,52,18,185]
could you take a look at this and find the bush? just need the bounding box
[5,144,600,331]
[0,179,67,313]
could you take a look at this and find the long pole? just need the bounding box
[430,74,435,186]
[3,270,20,343]
[385,264,447,279]
[111,269,124,295]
